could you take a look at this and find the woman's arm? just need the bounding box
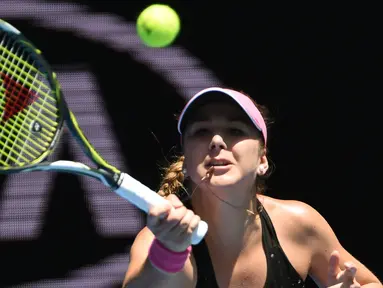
[290,201,381,287]
[122,227,197,288]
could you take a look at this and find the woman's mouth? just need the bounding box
[206,159,232,167]
[205,160,233,174]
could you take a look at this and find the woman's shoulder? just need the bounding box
[259,194,316,216]
[259,195,330,239]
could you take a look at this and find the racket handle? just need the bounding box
[114,173,208,245]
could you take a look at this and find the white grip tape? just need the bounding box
[114,173,207,245]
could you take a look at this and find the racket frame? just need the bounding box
[0,19,208,244]
[0,19,120,187]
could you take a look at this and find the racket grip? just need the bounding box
[114,173,208,245]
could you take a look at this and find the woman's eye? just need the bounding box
[229,128,245,135]
[193,128,210,136]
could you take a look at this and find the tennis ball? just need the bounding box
[136,4,181,48]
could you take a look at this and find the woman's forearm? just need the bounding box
[122,259,195,288]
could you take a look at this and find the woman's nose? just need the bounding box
[209,134,227,151]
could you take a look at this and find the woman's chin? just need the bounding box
[208,174,238,188]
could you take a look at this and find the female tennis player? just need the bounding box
[122,87,381,287]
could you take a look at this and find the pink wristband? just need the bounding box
[148,239,192,274]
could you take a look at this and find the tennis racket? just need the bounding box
[0,19,207,245]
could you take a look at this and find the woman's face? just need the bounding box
[182,101,268,190]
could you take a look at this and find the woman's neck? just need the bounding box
[191,186,261,247]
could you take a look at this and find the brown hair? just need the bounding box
[158,92,273,199]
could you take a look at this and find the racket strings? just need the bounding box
[0,33,60,167]
[0,40,43,165]
[0,36,58,115]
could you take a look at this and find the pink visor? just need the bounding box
[177,87,267,144]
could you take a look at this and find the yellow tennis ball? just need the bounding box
[136,4,181,48]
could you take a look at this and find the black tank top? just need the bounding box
[192,205,306,287]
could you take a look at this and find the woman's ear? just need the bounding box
[256,154,269,176]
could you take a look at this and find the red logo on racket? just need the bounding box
[0,72,39,123]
